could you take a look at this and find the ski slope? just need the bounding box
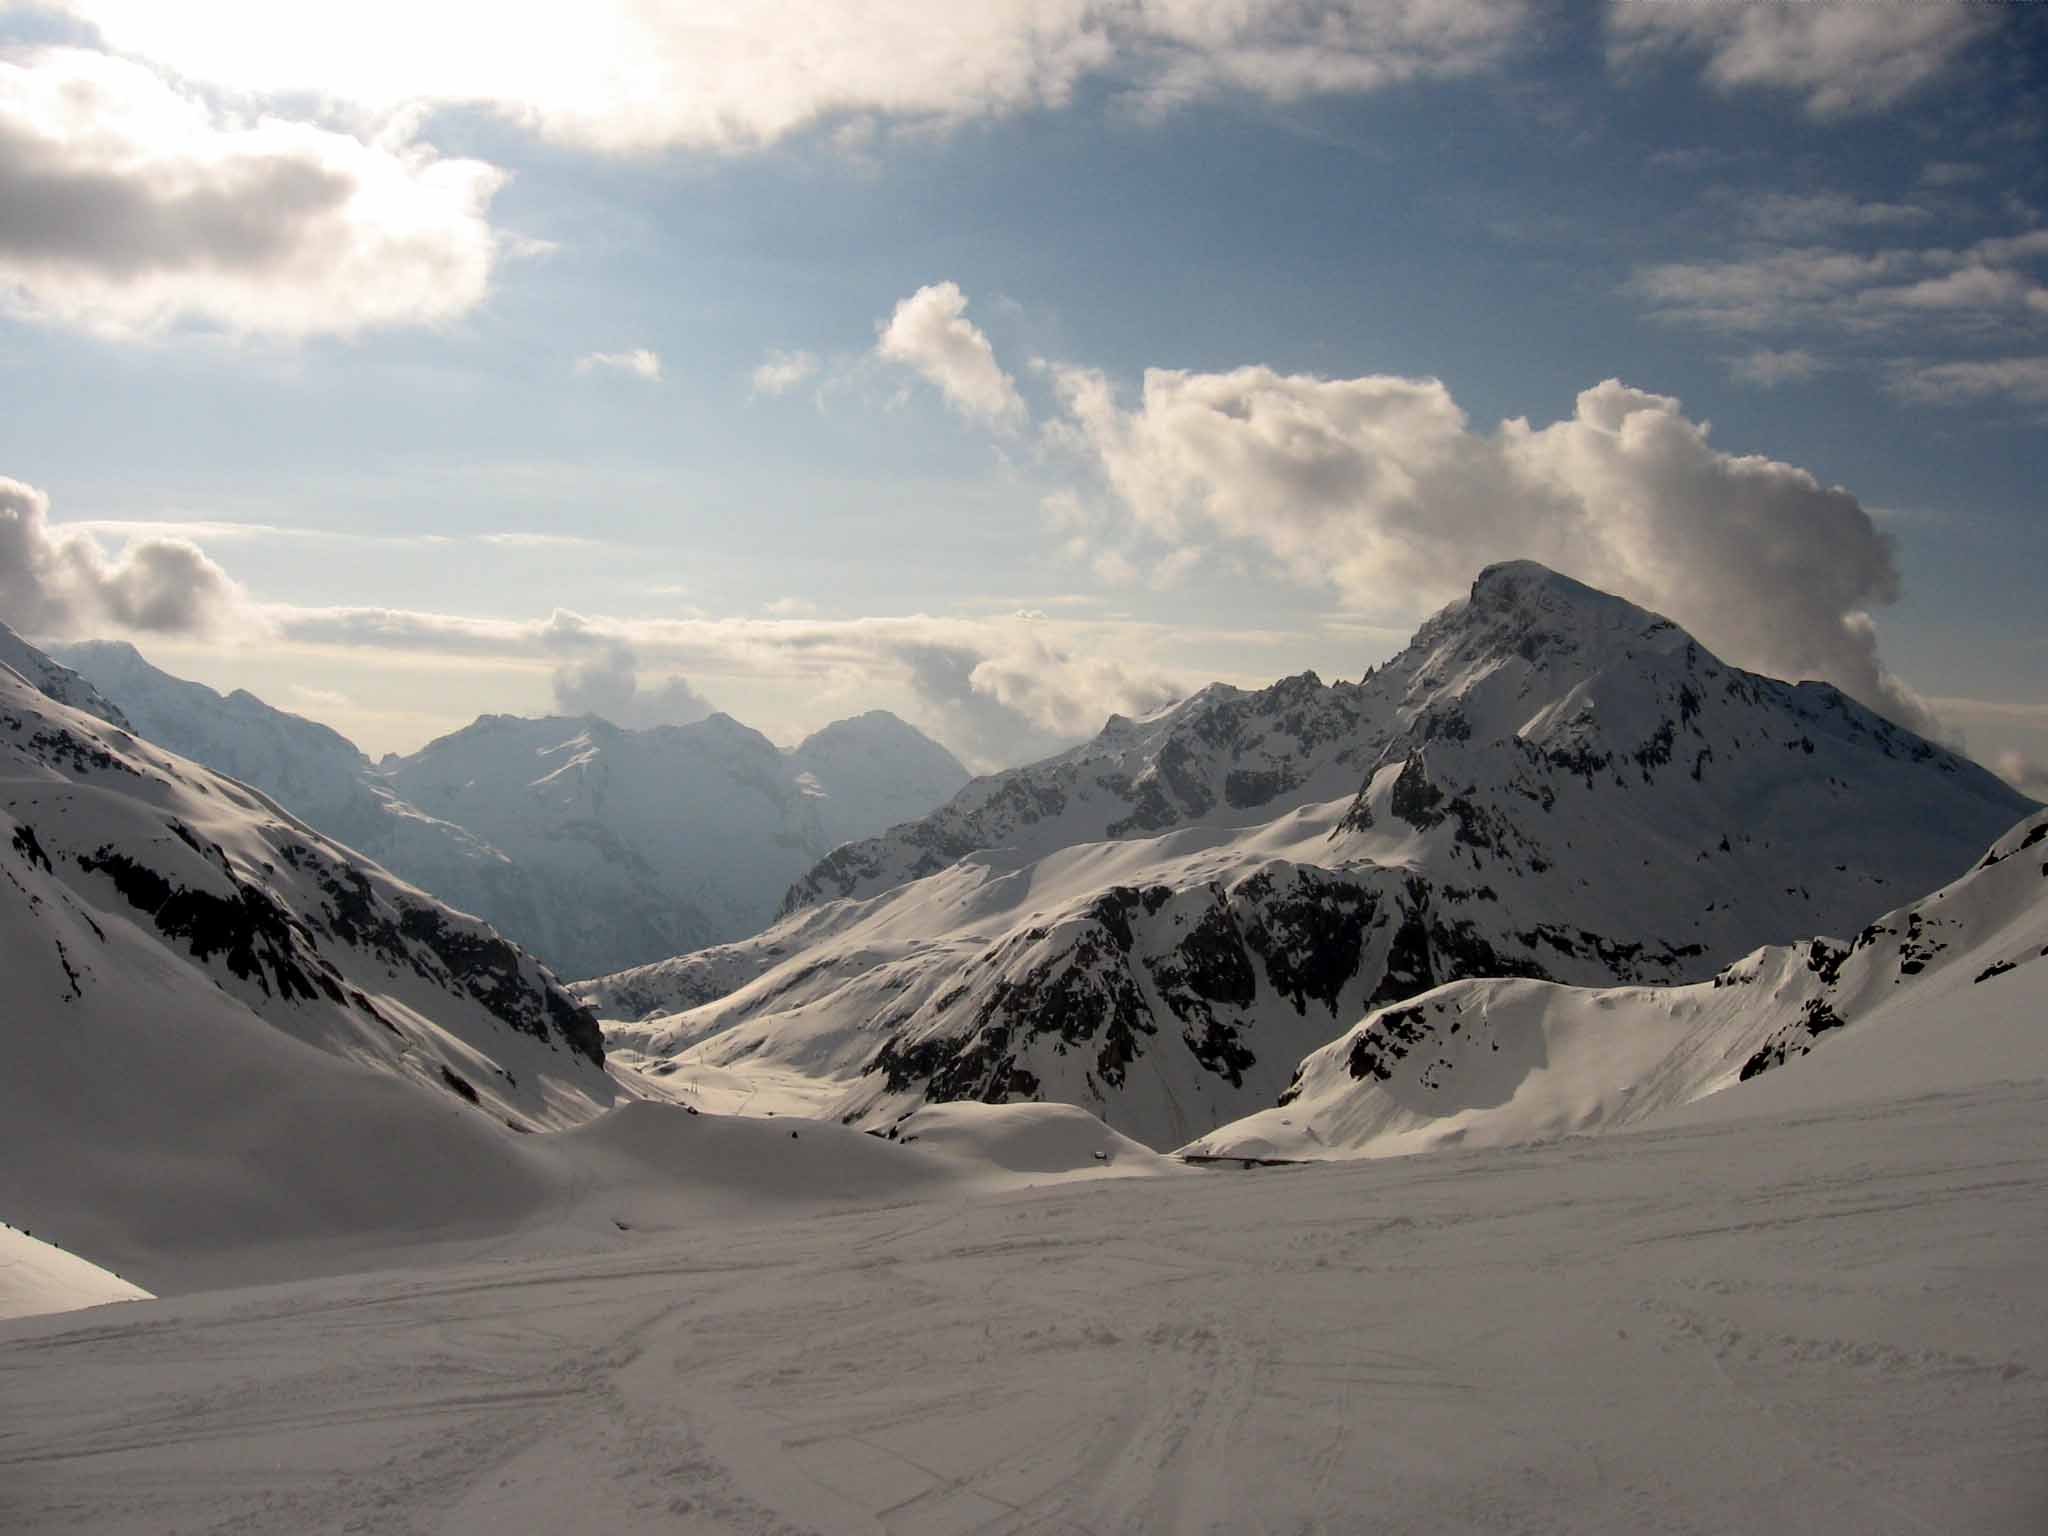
[2,1075,2042,1534]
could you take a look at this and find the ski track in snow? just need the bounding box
[4,1080,2044,1535]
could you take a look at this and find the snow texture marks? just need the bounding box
[3,1079,2043,1534]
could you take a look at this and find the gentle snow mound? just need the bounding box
[0,1223,151,1321]
[889,1101,1177,1176]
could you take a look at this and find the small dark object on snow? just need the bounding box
[791,1130,799,1139]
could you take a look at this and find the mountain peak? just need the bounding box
[1465,560,1658,626]
[1413,561,1685,680]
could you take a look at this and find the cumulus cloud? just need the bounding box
[0,48,504,339]
[751,349,820,397]
[575,349,662,382]
[1050,366,1941,736]
[1608,0,1999,117]
[877,282,1026,428]
[0,476,250,637]
[894,636,1179,768]
[54,1,1528,154]
[541,615,716,729]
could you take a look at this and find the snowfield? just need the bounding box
[3,1076,2043,1534]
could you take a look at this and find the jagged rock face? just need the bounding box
[601,562,2035,1148]
[54,642,970,980]
[1186,808,2048,1163]
[786,562,2028,928]
[782,669,1377,915]
[1,645,613,1132]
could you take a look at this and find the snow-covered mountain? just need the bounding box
[1186,807,2048,1162]
[1,636,618,1278]
[378,709,968,978]
[590,563,2035,1149]
[2,624,131,731]
[53,642,970,979]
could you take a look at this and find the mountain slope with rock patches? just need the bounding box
[1186,808,2048,1162]
[594,563,2034,1148]
[55,642,970,979]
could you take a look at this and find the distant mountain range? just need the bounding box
[53,641,970,979]
[584,562,2038,1149]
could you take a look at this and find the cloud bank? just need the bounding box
[0,477,249,637]
[0,48,504,339]
[1050,365,1938,737]
[279,603,1184,770]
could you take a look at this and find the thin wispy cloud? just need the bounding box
[1729,348,1827,389]
[574,349,663,382]
[750,350,819,397]
[1887,357,2048,407]
[1607,0,2001,117]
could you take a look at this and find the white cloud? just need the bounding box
[1861,266,2048,316]
[1630,247,1905,332]
[1740,192,1929,241]
[476,532,608,549]
[750,349,821,397]
[1050,365,1941,737]
[575,348,663,382]
[762,596,819,617]
[287,683,355,711]
[1633,227,2048,334]
[54,1,1529,154]
[1608,0,1999,117]
[1887,357,2048,407]
[877,282,1025,428]
[1922,161,1985,188]
[546,631,716,729]
[0,48,504,339]
[1729,348,1826,389]
[0,476,253,637]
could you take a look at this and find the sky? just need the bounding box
[0,0,2042,784]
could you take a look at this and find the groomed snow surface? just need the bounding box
[3,1079,2044,1534]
